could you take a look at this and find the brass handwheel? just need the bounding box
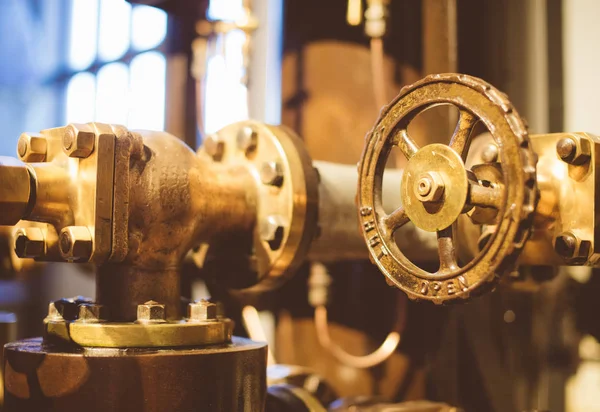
[357,74,538,304]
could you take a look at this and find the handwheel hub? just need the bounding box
[403,144,468,231]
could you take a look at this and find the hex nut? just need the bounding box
[59,226,93,261]
[46,302,62,320]
[203,134,225,161]
[17,133,47,162]
[188,300,217,322]
[260,215,285,250]
[556,135,591,165]
[77,303,107,323]
[414,172,445,203]
[260,161,284,186]
[51,297,92,321]
[14,227,46,258]
[137,300,166,323]
[237,126,258,155]
[63,123,95,158]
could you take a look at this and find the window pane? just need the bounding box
[129,52,166,130]
[204,54,248,134]
[96,63,129,125]
[68,0,99,70]
[66,72,96,124]
[98,0,131,61]
[207,0,245,21]
[131,6,167,51]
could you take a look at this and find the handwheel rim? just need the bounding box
[357,73,538,304]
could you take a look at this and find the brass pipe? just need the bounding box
[96,265,181,321]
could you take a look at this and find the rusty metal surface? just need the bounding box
[357,74,538,304]
[4,337,267,412]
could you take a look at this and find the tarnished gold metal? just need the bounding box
[17,132,47,162]
[45,317,233,348]
[402,144,468,232]
[198,121,319,292]
[357,74,537,304]
[0,157,31,226]
[519,132,600,266]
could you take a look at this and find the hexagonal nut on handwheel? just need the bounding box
[357,73,538,304]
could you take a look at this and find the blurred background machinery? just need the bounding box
[2,0,600,411]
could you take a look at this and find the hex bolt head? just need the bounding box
[554,232,578,259]
[59,226,93,262]
[414,172,445,203]
[50,297,92,321]
[77,303,107,323]
[554,231,591,261]
[46,302,62,320]
[187,300,217,322]
[481,143,499,163]
[63,123,95,158]
[556,138,576,161]
[17,133,47,162]
[203,134,225,161]
[260,215,285,250]
[137,300,167,323]
[14,227,46,258]
[237,125,258,155]
[556,135,591,165]
[260,161,284,186]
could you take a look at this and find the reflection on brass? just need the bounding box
[17,132,46,163]
[401,144,468,232]
[520,132,600,267]
[0,157,31,226]
[45,319,233,348]
[44,297,233,348]
[357,74,537,304]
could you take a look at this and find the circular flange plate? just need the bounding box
[402,144,468,232]
[201,121,319,292]
[45,318,234,348]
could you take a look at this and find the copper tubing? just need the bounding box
[370,37,387,110]
[314,293,406,369]
[242,305,276,366]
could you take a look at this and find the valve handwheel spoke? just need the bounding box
[357,73,538,304]
[450,109,478,159]
[393,129,420,159]
[437,225,458,273]
[384,207,410,233]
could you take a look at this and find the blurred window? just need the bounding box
[203,0,249,135]
[65,0,167,130]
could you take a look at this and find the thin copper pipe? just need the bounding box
[370,37,387,110]
[314,292,406,369]
[242,305,276,366]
